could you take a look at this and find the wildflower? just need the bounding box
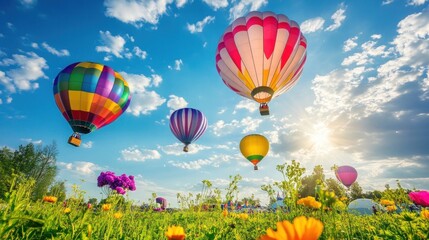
[297,196,322,209]
[102,203,111,211]
[238,213,249,220]
[339,196,348,202]
[333,201,346,211]
[63,207,71,214]
[165,225,185,240]
[421,209,429,219]
[113,212,123,219]
[386,205,397,212]
[43,196,58,203]
[380,199,395,206]
[259,216,323,240]
[222,209,228,217]
[87,203,92,209]
[409,191,429,207]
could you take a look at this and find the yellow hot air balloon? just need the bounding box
[239,134,269,170]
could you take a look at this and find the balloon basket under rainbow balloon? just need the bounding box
[254,165,258,170]
[68,133,81,147]
[259,104,270,116]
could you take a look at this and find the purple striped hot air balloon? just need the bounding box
[169,108,208,152]
[335,166,358,188]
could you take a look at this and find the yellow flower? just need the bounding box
[386,205,397,212]
[380,199,395,206]
[113,212,123,219]
[87,224,92,238]
[63,207,71,214]
[340,196,348,202]
[238,213,249,220]
[421,209,429,219]
[165,225,185,240]
[333,201,346,211]
[259,216,324,240]
[102,203,111,211]
[43,196,58,203]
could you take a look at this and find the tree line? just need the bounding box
[0,143,66,202]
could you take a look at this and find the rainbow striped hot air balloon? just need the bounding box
[240,134,269,170]
[53,62,131,147]
[335,166,358,188]
[216,11,307,115]
[169,108,208,152]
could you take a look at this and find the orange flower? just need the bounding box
[102,203,111,211]
[421,209,429,219]
[386,205,397,212]
[297,196,322,209]
[43,196,58,203]
[222,209,228,217]
[113,212,123,219]
[259,216,323,240]
[166,225,185,240]
[380,199,395,206]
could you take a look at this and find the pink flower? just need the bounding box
[409,191,429,207]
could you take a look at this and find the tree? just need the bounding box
[325,178,346,198]
[0,143,58,200]
[349,182,363,199]
[299,165,325,197]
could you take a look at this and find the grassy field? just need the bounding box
[1,178,428,240]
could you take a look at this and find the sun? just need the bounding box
[308,122,332,153]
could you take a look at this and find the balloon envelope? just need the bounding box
[216,11,307,115]
[335,165,358,188]
[53,62,131,135]
[169,108,208,152]
[239,134,269,170]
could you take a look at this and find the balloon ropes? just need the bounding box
[215,11,307,115]
[53,62,131,147]
[169,108,208,152]
[240,134,269,170]
[335,165,358,188]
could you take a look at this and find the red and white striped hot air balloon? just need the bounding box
[215,11,307,115]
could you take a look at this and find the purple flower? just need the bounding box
[116,187,126,195]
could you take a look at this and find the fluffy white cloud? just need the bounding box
[234,99,258,113]
[175,0,188,8]
[343,36,358,52]
[168,154,232,169]
[41,42,70,56]
[120,146,161,162]
[325,4,346,31]
[342,39,391,66]
[167,95,188,111]
[20,138,42,145]
[160,143,211,155]
[58,161,102,175]
[168,59,183,70]
[212,117,262,136]
[0,52,47,93]
[128,90,166,116]
[133,46,147,59]
[300,17,325,34]
[81,141,93,149]
[104,0,173,26]
[229,0,267,21]
[382,0,394,5]
[96,31,126,58]
[203,0,228,10]
[121,72,166,116]
[187,16,215,33]
[407,0,428,5]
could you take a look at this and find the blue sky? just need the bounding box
[1,0,428,207]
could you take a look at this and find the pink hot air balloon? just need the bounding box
[408,191,429,207]
[335,166,358,188]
